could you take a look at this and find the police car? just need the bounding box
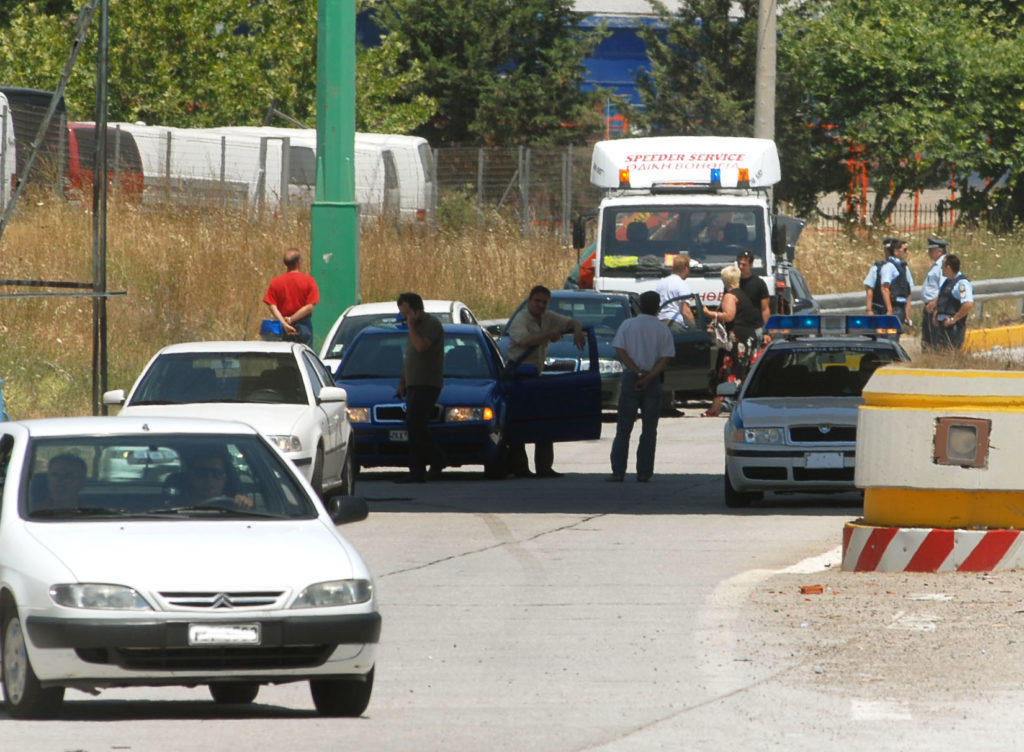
[718,314,910,507]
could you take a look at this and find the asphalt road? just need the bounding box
[7,409,1024,750]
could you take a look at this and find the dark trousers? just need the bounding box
[920,309,934,350]
[405,385,443,478]
[284,318,313,346]
[508,441,554,475]
[933,320,966,350]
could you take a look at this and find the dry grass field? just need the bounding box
[1,196,1023,419]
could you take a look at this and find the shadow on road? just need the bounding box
[0,698,322,722]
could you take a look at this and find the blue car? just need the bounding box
[335,324,602,478]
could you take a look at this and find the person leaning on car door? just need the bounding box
[505,285,585,478]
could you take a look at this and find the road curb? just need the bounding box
[842,521,1024,572]
[965,323,1024,352]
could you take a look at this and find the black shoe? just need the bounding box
[427,465,444,480]
[396,474,425,484]
[512,468,534,478]
[536,469,564,478]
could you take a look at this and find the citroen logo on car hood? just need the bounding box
[211,593,233,608]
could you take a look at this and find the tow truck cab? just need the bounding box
[573,136,806,312]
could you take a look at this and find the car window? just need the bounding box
[301,352,325,398]
[22,435,316,520]
[130,353,305,405]
[743,347,896,398]
[547,296,630,337]
[443,335,493,379]
[459,308,478,324]
[337,332,408,379]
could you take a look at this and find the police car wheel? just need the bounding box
[724,469,760,508]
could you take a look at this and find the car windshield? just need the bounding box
[325,311,455,359]
[600,205,766,277]
[129,353,306,405]
[743,347,896,398]
[22,434,317,520]
[337,331,493,380]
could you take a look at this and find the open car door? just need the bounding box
[501,326,602,445]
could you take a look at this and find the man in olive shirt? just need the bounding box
[396,292,445,483]
[506,285,585,478]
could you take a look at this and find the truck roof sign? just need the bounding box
[590,136,781,190]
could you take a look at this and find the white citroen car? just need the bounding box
[320,299,479,373]
[0,416,378,718]
[104,341,353,498]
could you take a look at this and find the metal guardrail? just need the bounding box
[815,277,1024,316]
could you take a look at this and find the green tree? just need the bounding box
[781,0,1024,225]
[356,34,437,134]
[634,0,759,136]
[377,0,606,145]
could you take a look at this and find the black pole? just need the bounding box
[91,0,109,415]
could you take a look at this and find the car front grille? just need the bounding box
[788,425,856,443]
[158,591,286,610]
[373,403,443,423]
[76,645,332,671]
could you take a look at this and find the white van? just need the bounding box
[0,92,15,212]
[205,126,400,219]
[355,132,435,224]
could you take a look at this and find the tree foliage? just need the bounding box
[634,0,759,136]
[377,0,607,145]
[0,0,433,134]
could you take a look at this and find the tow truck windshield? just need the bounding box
[599,205,766,277]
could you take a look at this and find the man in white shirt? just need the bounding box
[920,237,948,350]
[656,254,696,331]
[609,291,676,483]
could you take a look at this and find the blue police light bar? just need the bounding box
[764,315,820,336]
[765,314,902,338]
[845,314,902,335]
[710,168,721,189]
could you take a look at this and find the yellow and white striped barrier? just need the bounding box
[847,366,1024,571]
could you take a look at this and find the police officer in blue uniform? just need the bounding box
[876,238,913,339]
[933,254,974,350]
[864,237,898,314]
[920,237,948,351]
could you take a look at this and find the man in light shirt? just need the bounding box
[656,254,696,331]
[920,237,948,351]
[608,291,676,483]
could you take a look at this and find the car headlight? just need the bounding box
[50,584,152,610]
[291,579,373,608]
[347,407,371,423]
[445,406,493,422]
[598,358,623,375]
[269,435,303,452]
[735,427,784,444]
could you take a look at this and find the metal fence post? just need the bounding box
[163,130,172,202]
[519,146,530,237]
[477,147,484,230]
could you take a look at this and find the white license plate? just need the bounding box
[188,623,261,646]
[389,429,409,442]
[805,452,844,469]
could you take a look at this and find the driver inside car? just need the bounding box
[179,450,255,509]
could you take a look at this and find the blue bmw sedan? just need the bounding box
[335,324,602,478]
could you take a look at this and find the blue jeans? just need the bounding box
[610,371,662,478]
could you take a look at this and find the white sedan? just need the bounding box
[319,299,479,373]
[0,416,378,718]
[103,341,353,498]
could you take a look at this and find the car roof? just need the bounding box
[11,415,262,438]
[152,341,304,355]
[341,300,463,316]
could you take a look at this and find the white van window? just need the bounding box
[289,145,316,187]
[417,143,434,185]
[382,150,399,190]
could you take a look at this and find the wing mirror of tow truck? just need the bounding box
[572,216,586,250]
[326,495,369,525]
[716,381,739,398]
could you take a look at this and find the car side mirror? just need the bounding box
[572,217,586,250]
[102,389,126,406]
[326,495,369,525]
[716,381,739,398]
[318,386,348,404]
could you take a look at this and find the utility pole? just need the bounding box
[753,0,776,141]
[310,0,359,350]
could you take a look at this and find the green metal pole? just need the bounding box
[311,0,359,350]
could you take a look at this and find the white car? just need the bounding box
[319,299,479,373]
[103,341,353,498]
[0,416,379,718]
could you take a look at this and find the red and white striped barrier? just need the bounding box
[842,522,1024,572]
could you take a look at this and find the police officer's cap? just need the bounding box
[927,237,948,251]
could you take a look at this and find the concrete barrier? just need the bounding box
[845,365,1024,572]
[965,323,1024,352]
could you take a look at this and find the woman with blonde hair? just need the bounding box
[703,265,762,416]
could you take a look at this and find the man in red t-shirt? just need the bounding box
[263,248,320,345]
